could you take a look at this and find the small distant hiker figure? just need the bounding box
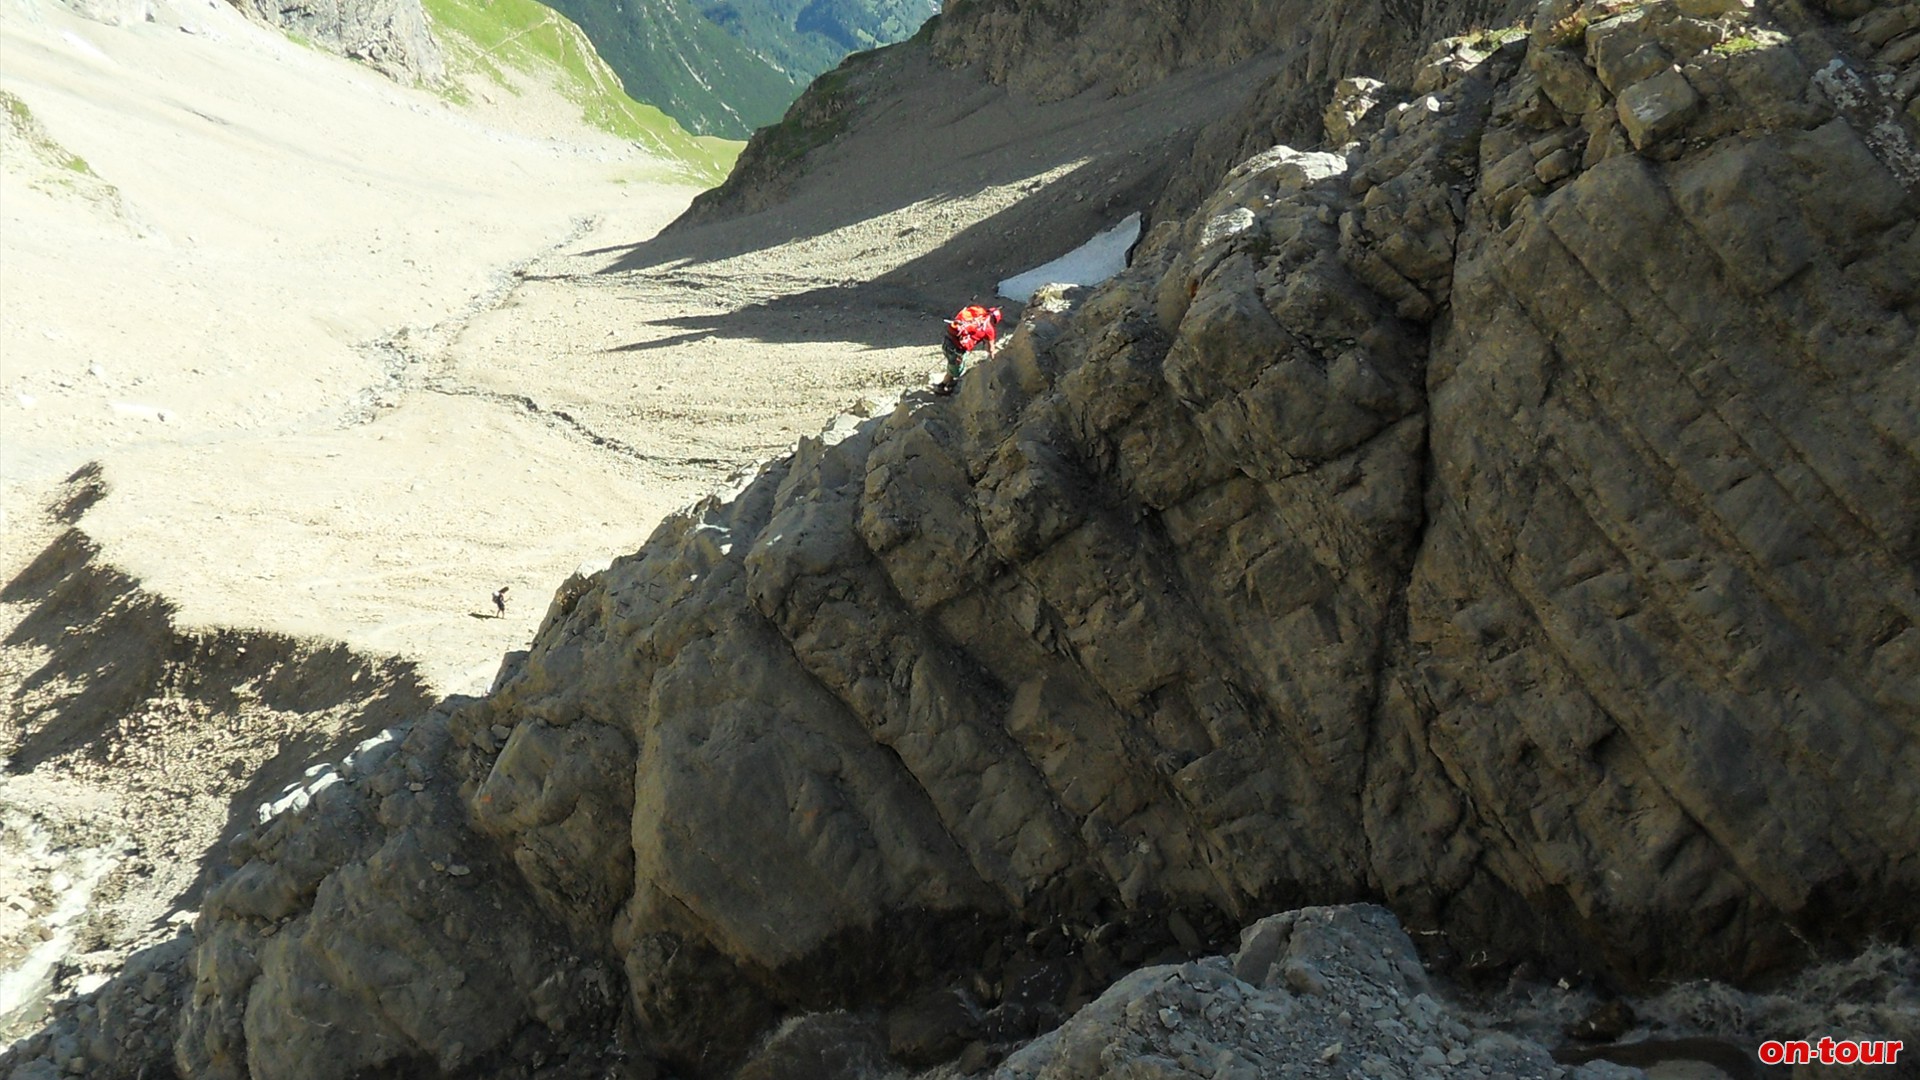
[935,303,1002,395]
[492,586,509,618]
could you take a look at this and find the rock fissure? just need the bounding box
[1538,167,1910,589]
[1464,411,1825,918]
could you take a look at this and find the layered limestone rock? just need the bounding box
[127,0,1920,1076]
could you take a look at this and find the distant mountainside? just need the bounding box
[422,0,743,182]
[536,0,938,137]
[229,0,742,180]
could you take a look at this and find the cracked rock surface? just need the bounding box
[31,0,1920,1075]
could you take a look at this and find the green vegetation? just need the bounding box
[1466,24,1528,51]
[1712,29,1786,55]
[2,91,110,186]
[1546,10,1590,47]
[537,0,936,138]
[418,0,742,184]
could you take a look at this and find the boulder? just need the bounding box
[1325,77,1392,145]
[1615,68,1702,147]
[997,906,1556,1080]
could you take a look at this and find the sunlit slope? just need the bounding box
[538,0,936,138]
[423,0,741,183]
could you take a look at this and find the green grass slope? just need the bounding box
[421,0,742,184]
[2,90,126,209]
[537,0,936,138]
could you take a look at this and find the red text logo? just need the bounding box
[1757,1038,1904,1066]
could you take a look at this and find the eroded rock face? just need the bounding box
[927,0,1518,108]
[168,0,1918,1076]
[231,0,444,84]
[691,0,1533,231]
[174,706,627,1080]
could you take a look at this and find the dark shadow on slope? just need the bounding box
[592,49,1290,279]
[52,462,107,523]
[0,506,444,1072]
[1,528,430,776]
[1,530,174,769]
[600,278,947,355]
[597,149,1185,356]
[0,510,436,928]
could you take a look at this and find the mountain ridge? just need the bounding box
[688,0,1537,231]
[421,0,742,181]
[536,0,938,137]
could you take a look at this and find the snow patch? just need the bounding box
[998,212,1141,304]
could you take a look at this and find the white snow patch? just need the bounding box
[997,212,1141,304]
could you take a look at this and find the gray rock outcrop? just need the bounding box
[231,0,443,84]
[59,0,1920,1076]
[1000,905,1585,1080]
[997,902,1920,1078]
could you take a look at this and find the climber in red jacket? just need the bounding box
[935,304,1002,395]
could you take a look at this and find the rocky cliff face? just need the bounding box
[36,0,1919,1076]
[694,0,1536,227]
[927,0,1512,105]
[232,0,443,84]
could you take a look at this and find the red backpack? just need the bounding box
[949,305,1001,350]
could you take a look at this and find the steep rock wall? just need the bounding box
[232,0,443,84]
[928,0,1513,109]
[693,0,1532,226]
[164,0,1920,1076]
